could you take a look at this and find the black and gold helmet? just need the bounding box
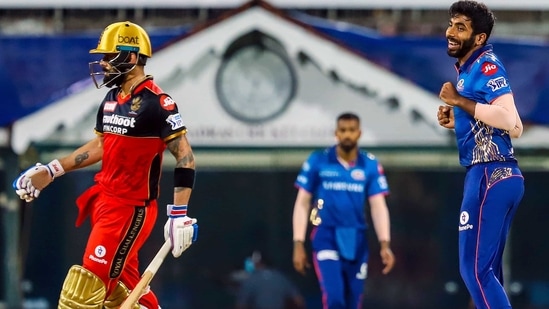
[89,21,152,88]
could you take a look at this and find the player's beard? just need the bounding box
[447,35,476,59]
[103,52,135,88]
[103,72,125,88]
[339,140,357,153]
[102,63,136,88]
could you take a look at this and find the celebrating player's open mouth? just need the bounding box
[447,39,460,52]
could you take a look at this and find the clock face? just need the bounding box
[215,44,297,123]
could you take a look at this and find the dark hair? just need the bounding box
[449,0,495,42]
[337,112,360,124]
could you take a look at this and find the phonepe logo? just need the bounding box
[458,211,473,232]
[95,245,106,258]
[88,245,108,265]
[118,35,139,45]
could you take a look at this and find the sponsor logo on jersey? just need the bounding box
[103,114,136,135]
[351,169,365,180]
[377,175,388,190]
[94,245,107,258]
[459,224,474,231]
[456,79,465,91]
[89,245,108,265]
[320,170,339,177]
[459,211,474,231]
[103,114,136,127]
[166,113,184,130]
[459,211,469,224]
[356,263,368,280]
[160,94,176,111]
[322,181,364,192]
[104,101,117,112]
[297,175,308,185]
[88,254,108,265]
[316,250,339,261]
[486,77,508,92]
[481,62,498,76]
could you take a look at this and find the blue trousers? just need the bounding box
[459,162,524,309]
[311,226,368,309]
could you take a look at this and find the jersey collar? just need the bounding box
[131,75,154,94]
[328,145,365,167]
[455,44,493,73]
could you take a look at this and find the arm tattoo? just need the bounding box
[74,151,90,167]
[167,136,195,168]
[167,136,181,156]
[176,153,195,168]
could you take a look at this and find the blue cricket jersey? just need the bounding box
[295,146,389,229]
[453,44,517,167]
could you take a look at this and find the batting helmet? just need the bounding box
[90,21,152,58]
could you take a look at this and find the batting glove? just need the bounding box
[12,159,65,202]
[164,205,198,258]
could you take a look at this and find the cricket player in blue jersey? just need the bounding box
[437,1,525,308]
[292,112,395,309]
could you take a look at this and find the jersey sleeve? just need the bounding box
[365,153,390,197]
[295,151,320,193]
[94,101,105,134]
[155,93,187,141]
[475,60,512,104]
[94,89,118,134]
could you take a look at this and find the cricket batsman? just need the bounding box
[13,21,198,308]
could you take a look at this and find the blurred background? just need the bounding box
[1,0,549,308]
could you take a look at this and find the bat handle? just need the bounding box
[120,240,171,309]
[145,239,172,274]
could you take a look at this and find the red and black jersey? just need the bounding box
[93,76,186,205]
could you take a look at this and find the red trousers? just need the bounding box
[76,184,159,308]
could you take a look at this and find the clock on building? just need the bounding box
[215,37,297,123]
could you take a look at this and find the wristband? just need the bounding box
[174,167,195,188]
[46,159,65,178]
[167,204,188,217]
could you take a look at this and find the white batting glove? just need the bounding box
[12,159,65,202]
[164,205,198,258]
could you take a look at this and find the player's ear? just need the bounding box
[130,52,139,64]
[476,33,487,46]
